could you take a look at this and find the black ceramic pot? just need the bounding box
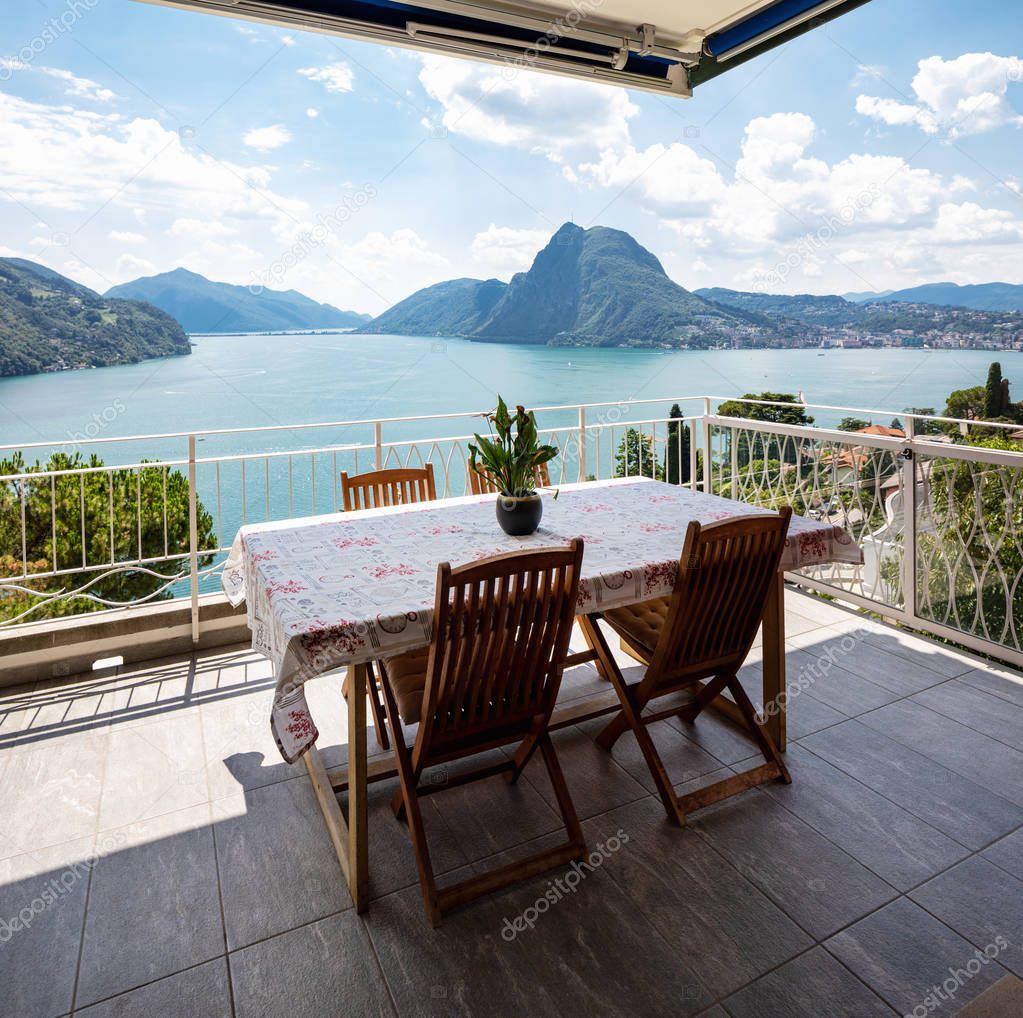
[495,492,542,536]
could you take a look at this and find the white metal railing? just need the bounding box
[2,396,1021,668]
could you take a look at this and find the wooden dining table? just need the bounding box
[223,477,862,912]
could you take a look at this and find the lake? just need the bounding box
[1,333,1016,461]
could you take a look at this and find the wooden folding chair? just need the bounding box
[377,539,586,925]
[579,509,793,826]
[340,463,437,511]
[339,464,437,750]
[466,461,550,495]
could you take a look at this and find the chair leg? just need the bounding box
[594,710,630,752]
[580,615,685,825]
[676,672,730,724]
[342,665,390,751]
[378,664,440,924]
[505,721,543,784]
[365,664,390,751]
[538,732,584,851]
[726,673,791,784]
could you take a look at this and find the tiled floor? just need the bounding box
[2,589,1022,1018]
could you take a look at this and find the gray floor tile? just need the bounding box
[722,946,895,1018]
[957,666,1023,710]
[981,828,1023,881]
[759,744,969,890]
[789,628,946,697]
[785,649,902,717]
[912,680,1023,751]
[667,704,769,766]
[230,911,394,1018]
[74,958,232,1018]
[0,837,94,1018]
[97,712,209,831]
[691,789,896,939]
[603,717,730,795]
[585,798,812,998]
[0,728,108,860]
[510,719,649,821]
[784,591,860,627]
[909,857,1023,977]
[348,774,471,901]
[733,664,848,740]
[76,806,223,1008]
[800,720,1023,850]
[859,700,1023,807]
[211,778,352,950]
[826,897,1006,1016]
[366,863,714,1017]
[954,974,1023,1018]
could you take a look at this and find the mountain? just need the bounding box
[695,286,1023,342]
[0,258,191,377]
[106,268,371,333]
[359,277,507,336]
[875,281,1023,312]
[359,223,777,347]
[843,290,893,303]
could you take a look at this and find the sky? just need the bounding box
[1,0,1022,315]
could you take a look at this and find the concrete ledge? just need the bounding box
[0,595,250,687]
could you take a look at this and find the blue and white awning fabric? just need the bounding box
[142,0,871,96]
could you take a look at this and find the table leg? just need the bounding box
[347,662,369,911]
[762,573,787,753]
[303,663,370,912]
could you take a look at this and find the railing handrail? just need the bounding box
[3,394,1020,454]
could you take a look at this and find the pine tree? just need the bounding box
[665,404,691,485]
[985,362,1003,419]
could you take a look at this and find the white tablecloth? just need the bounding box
[222,478,862,761]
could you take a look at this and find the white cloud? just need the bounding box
[109,230,146,244]
[930,202,1023,244]
[857,52,1023,138]
[299,62,355,94]
[470,224,550,277]
[306,107,319,118]
[0,90,307,226]
[280,34,296,47]
[169,218,234,238]
[418,55,637,163]
[114,253,155,279]
[328,228,449,304]
[243,124,291,151]
[1,62,117,102]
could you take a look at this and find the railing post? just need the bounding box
[702,398,712,494]
[374,421,382,470]
[577,407,587,482]
[188,434,199,644]
[901,418,917,620]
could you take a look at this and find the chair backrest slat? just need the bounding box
[414,540,583,763]
[641,510,791,698]
[340,465,437,511]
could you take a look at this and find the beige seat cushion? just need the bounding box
[602,596,670,656]
[381,646,430,724]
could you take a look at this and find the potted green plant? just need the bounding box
[469,398,559,536]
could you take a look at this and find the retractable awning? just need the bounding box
[140,0,871,96]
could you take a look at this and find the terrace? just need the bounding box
[1,397,1022,1017]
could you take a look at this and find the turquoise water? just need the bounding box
[1,333,1015,596]
[1,333,1016,458]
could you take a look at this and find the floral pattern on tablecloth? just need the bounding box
[222,477,861,762]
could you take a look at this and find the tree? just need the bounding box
[0,452,215,623]
[944,385,985,422]
[665,403,690,485]
[985,362,1004,420]
[905,408,944,436]
[838,417,870,432]
[716,392,814,466]
[890,418,903,432]
[614,429,664,481]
